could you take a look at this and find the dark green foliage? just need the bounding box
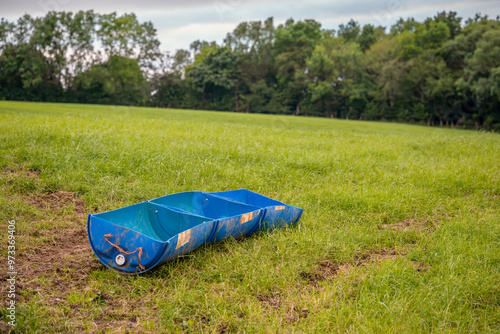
[186,45,239,111]
[0,44,62,101]
[338,19,361,41]
[150,72,187,109]
[0,11,499,129]
[71,56,148,105]
[358,24,378,52]
[0,11,158,106]
[428,11,462,39]
[273,19,322,115]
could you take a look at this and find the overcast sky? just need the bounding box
[1,0,499,53]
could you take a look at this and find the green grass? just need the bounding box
[0,100,499,333]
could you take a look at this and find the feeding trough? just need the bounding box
[87,190,303,274]
[149,192,264,242]
[209,189,304,231]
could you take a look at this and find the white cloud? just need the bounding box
[157,22,237,52]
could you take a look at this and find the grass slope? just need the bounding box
[0,101,499,333]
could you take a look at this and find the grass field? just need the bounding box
[0,101,499,333]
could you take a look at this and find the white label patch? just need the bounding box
[275,206,285,211]
[240,212,254,224]
[176,229,191,249]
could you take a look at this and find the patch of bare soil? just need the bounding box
[14,191,99,299]
[354,248,406,263]
[0,191,98,329]
[284,306,309,323]
[255,291,309,324]
[299,248,427,287]
[2,167,41,180]
[256,291,282,309]
[217,322,236,334]
[380,213,451,232]
[411,261,429,272]
[25,190,87,216]
[9,190,161,332]
[299,260,349,283]
[0,321,13,334]
[85,290,160,332]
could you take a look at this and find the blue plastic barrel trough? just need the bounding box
[87,190,303,274]
[209,189,304,231]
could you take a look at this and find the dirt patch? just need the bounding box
[355,248,406,263]
[25,191,86,216]
[256,291,282,309]
[217,322,235,334]
[381,214,450,232]
[299,260,350,283]
[12,190,164,332]
[284,306,309,323]
[300,260,355,286]
[411,261,429,272]
[14,191,101,305]
[83,289,160,332]
[17,229,100,303]
[193,314,209,324]
[2,167,41,180]
[255,290,309,324]
[300,248,414,286]
[0,321,13,334]
[91,317,143,333]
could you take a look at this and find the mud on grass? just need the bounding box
[300,248,428,287]
[0,187,154,332]
[5,187,165,332]
[3,190,94,298]
[16,190,95,283]
[380,213,451,232]
[255,289,310,325]
[1,167,41,180]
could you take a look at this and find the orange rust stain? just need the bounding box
[176,229,191,249]
[240,212,254,224]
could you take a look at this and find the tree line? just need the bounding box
[1,11,499,129]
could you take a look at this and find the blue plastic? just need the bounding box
[150,192,264,242]
[87,189,303,274]
[87,202,217,274]
[209,189,304,230]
